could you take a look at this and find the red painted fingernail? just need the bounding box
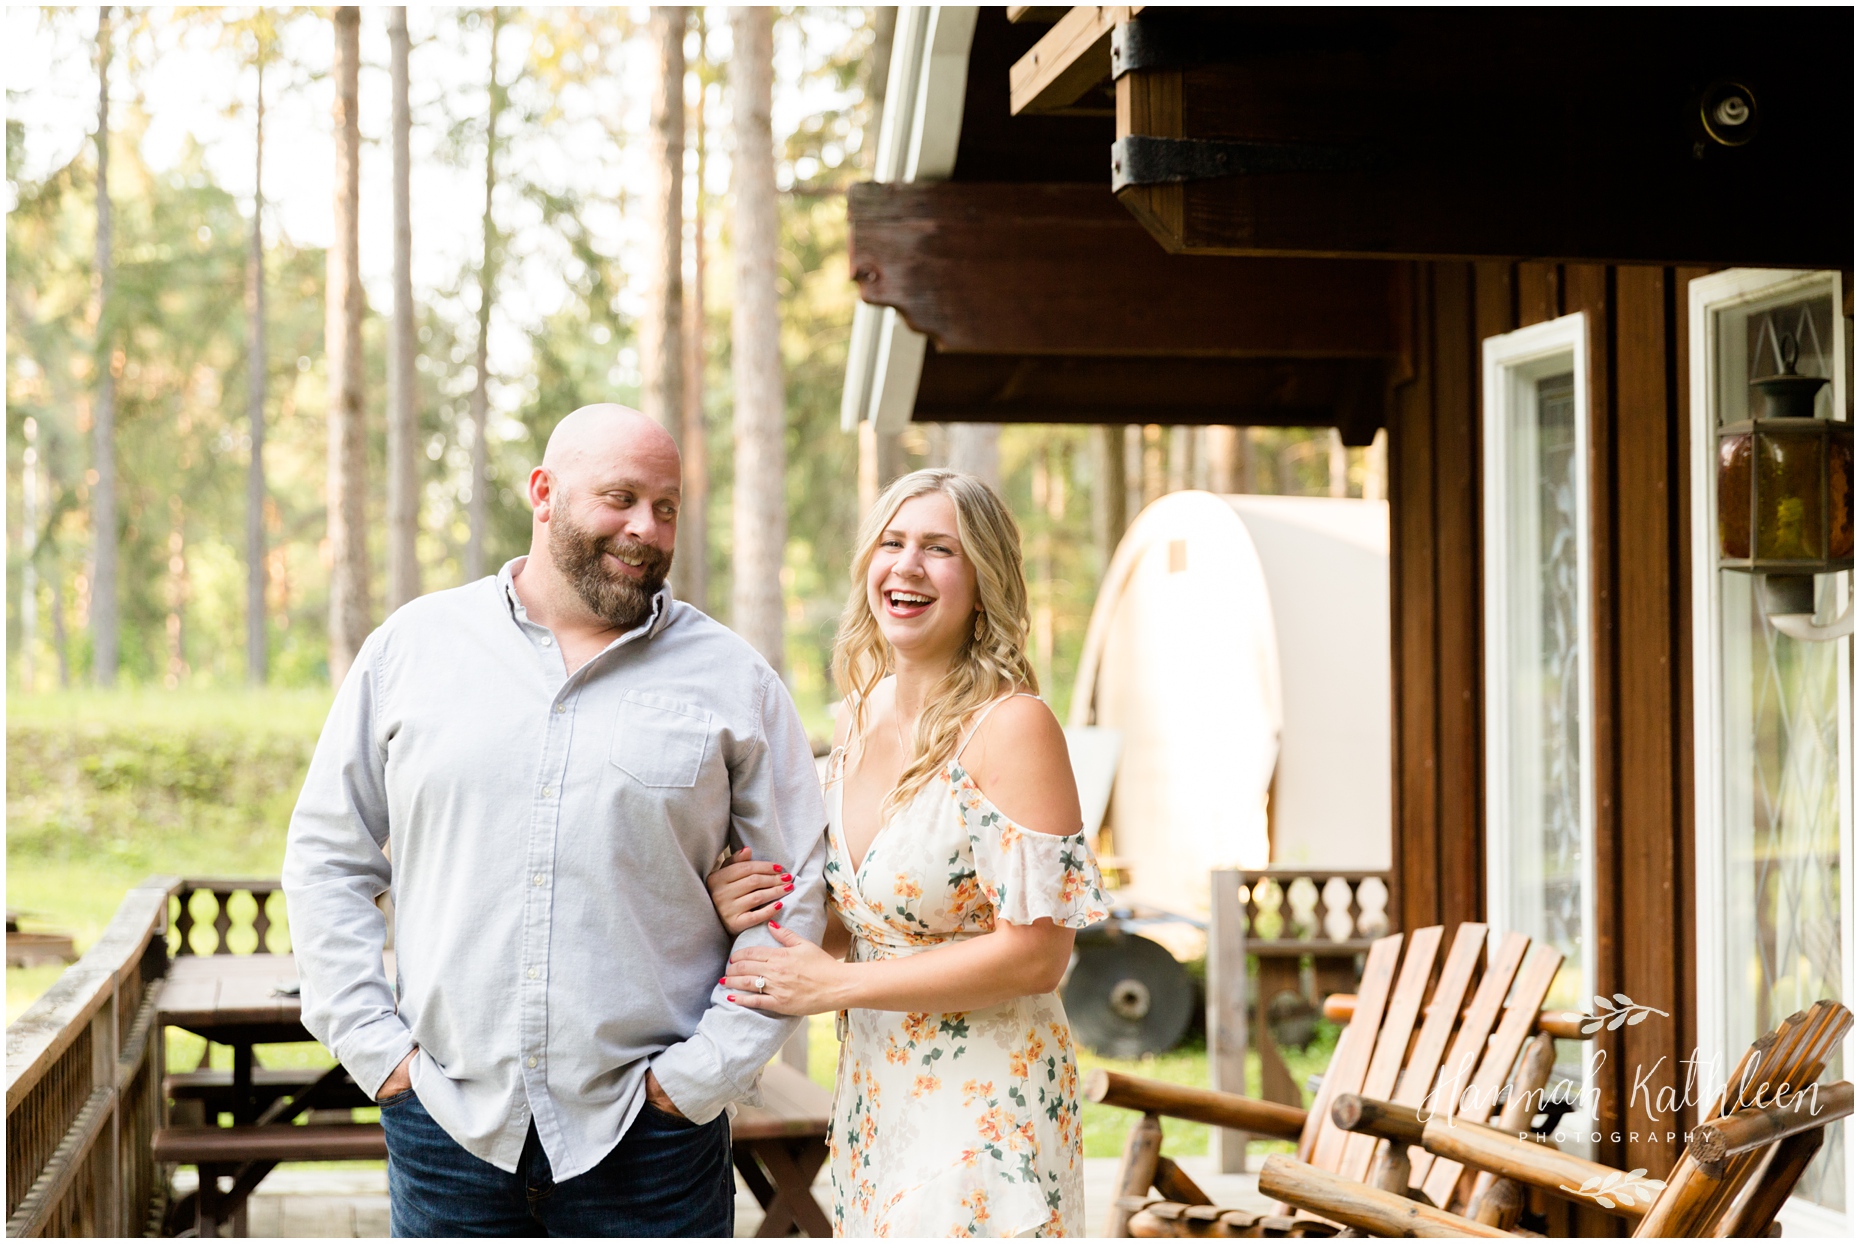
[774,901,783,910]
[784,883,794,892]
[726,995,737,1003]
[719,977,726,984]
[770,920,781,929]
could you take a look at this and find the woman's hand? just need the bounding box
[724,923,851,1016]
[706,847,792,935]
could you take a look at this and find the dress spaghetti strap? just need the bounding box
[954,692,1041,761]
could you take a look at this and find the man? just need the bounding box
[284,404,827,1236]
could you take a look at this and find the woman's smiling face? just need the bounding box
[866,491,979,664]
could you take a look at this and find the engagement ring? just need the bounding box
[754,976,767,992]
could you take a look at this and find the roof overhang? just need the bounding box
[839,7,1410,439]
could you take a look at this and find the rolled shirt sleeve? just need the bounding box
[650,669,830,1122]
[282,631,417,1100]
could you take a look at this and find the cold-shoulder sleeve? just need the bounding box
[952,765,1112,928]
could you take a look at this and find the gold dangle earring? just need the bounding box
[973,612,986,642]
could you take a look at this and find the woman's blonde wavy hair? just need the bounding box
[832,469,1039,818]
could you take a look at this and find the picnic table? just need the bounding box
[155,953,383,1237]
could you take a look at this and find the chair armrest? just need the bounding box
[1332,1093,1654,1219]
[1690,1081,1852,1175]
[1257,1155,1510,1238]
[1086,1069,1306,1141]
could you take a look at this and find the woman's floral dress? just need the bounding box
[822,744,1111,1238]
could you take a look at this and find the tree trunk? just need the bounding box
[945,423,1000,488]
[646,7,693,598]
[1363,427,1388,501]
[1167,424,1191,492]
[855,4,902,520]
[246,54,270,684]
[387,7,420,609]
[729,6,785,674]
[1205,425,1236,494]
[20,419,39,690]
[465,6,504,583]
[327,5,370,686]
[91,5,118,687]
[681,27,710,612]
[1095,424,1126,563]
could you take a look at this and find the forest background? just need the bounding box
[7,7,1366,1133]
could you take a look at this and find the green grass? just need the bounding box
[6,687,335,733]
[7,689,325,1021]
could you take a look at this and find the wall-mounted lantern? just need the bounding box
[1717,334,1854,640]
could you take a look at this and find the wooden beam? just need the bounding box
[1009,5,1125,116]
[848,182,1405,359]
[1108,9,1851,266]
[1006,6,1071,23]
[914,352,1389,441]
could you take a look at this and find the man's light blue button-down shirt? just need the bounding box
[283,558,829,1179]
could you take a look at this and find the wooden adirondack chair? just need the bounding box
[1256,998,1854,1238]
[1090,924,1583,1237]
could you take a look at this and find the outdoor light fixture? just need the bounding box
[1718,334,1855,640]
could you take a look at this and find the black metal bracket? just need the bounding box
[1110,14,1394,79]
[1111,135,1370,192]
[1110,15,1194,80]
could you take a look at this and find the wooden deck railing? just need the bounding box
[1206,867,1395,1172]
[5,876,289,1238]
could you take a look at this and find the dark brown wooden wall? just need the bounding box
[1387,260,1708,1199]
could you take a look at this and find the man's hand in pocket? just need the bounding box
[643,1069,687,1120]
[376,1049,417,1102]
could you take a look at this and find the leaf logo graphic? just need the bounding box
[1559,1167,1665,1210]
[1574,994,1669,1035]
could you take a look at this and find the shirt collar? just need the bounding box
[498,556,676,644]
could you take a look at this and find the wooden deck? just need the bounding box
[186,1155,1277,1237]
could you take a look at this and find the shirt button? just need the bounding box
[540,636,554,647]
[554,703,567,714]
[533,874,545,886]
[527,968,539,980]
[540,787,554,799]
[527,1056,539,1069]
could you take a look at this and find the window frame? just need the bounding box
[1480,311,1598,1154]
[1687,267,1853,1237]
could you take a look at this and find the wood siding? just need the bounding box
[1389,261,1701,1202]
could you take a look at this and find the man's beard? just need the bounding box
[548,508,672,631]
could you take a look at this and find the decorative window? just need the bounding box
[1690,269,1852,1233]
[1481,313,1596,1144]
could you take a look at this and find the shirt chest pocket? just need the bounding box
[609,692,713,788]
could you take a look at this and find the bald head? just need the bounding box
[542,403,680,491]
[520,403,681,630]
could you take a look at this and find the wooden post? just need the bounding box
[1207,868,1249,1172]
[1106,1111,1163,1237]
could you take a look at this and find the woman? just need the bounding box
[708,469,1109,1237]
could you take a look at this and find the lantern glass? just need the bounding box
[1753,429,1827,561]
[1718,432,1752,559]
[1831,435,1854,559]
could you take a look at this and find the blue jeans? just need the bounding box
[379,1090,734,1237]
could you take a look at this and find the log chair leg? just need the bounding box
[1369,1142,1410,1197]
[1107,1113,1165,1237]
[1470,1178,1523,1230]
[1154,1155,1213,1206]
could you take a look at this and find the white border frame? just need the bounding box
[1481,312,1598,1153]
[1688,268,1854,1236]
